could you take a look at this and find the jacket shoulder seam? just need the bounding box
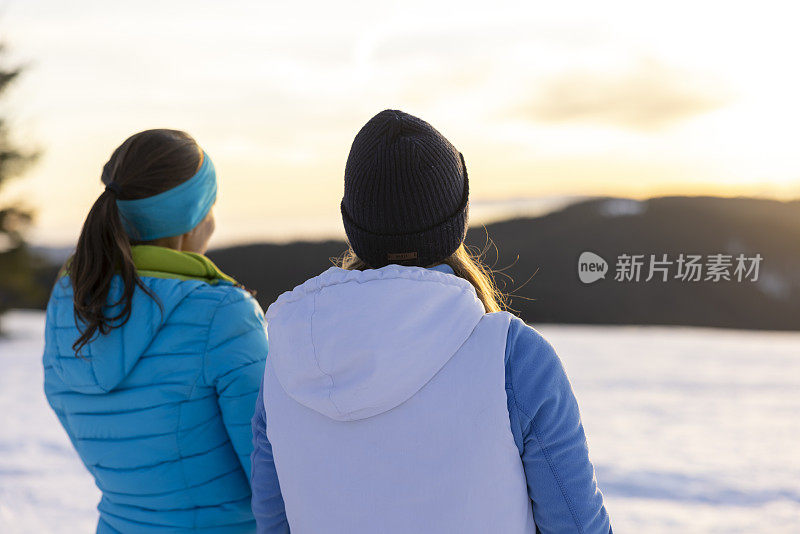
[178,288,237,527]
[200,290,241,387]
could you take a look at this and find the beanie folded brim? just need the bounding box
[341,200,469,268]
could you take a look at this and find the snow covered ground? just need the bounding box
[1,311,799,533]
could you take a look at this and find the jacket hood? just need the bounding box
[47,276,200,394]
[265,265,486,421]
[47,246,236,394]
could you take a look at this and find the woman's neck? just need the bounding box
[140,235,184,251]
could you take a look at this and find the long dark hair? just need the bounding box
[70,129,202,354]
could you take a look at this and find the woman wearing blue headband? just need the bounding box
[42,129,267,533]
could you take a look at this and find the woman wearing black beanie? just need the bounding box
[251,110,612,534]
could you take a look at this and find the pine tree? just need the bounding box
[0,44,42,323]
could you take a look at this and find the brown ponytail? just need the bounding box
[70,129,201,354]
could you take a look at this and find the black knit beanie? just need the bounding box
[341,109,469,268]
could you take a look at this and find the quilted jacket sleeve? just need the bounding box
[204,289,269,480]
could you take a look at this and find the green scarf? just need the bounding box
[130,245,237,285]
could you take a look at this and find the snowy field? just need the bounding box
[1,311,799,533]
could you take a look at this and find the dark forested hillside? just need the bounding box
[207,196,800,330]
[25,196,800,330]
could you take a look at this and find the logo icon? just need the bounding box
[578,251,608,284]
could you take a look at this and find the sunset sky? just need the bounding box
[4,0,800,246]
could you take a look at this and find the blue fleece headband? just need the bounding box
[116,151,217,241]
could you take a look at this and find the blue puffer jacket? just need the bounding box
[43,246,268,533]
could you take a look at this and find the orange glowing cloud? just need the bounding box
[517,60,729,131]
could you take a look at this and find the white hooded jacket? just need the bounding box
[261,265,535,533]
